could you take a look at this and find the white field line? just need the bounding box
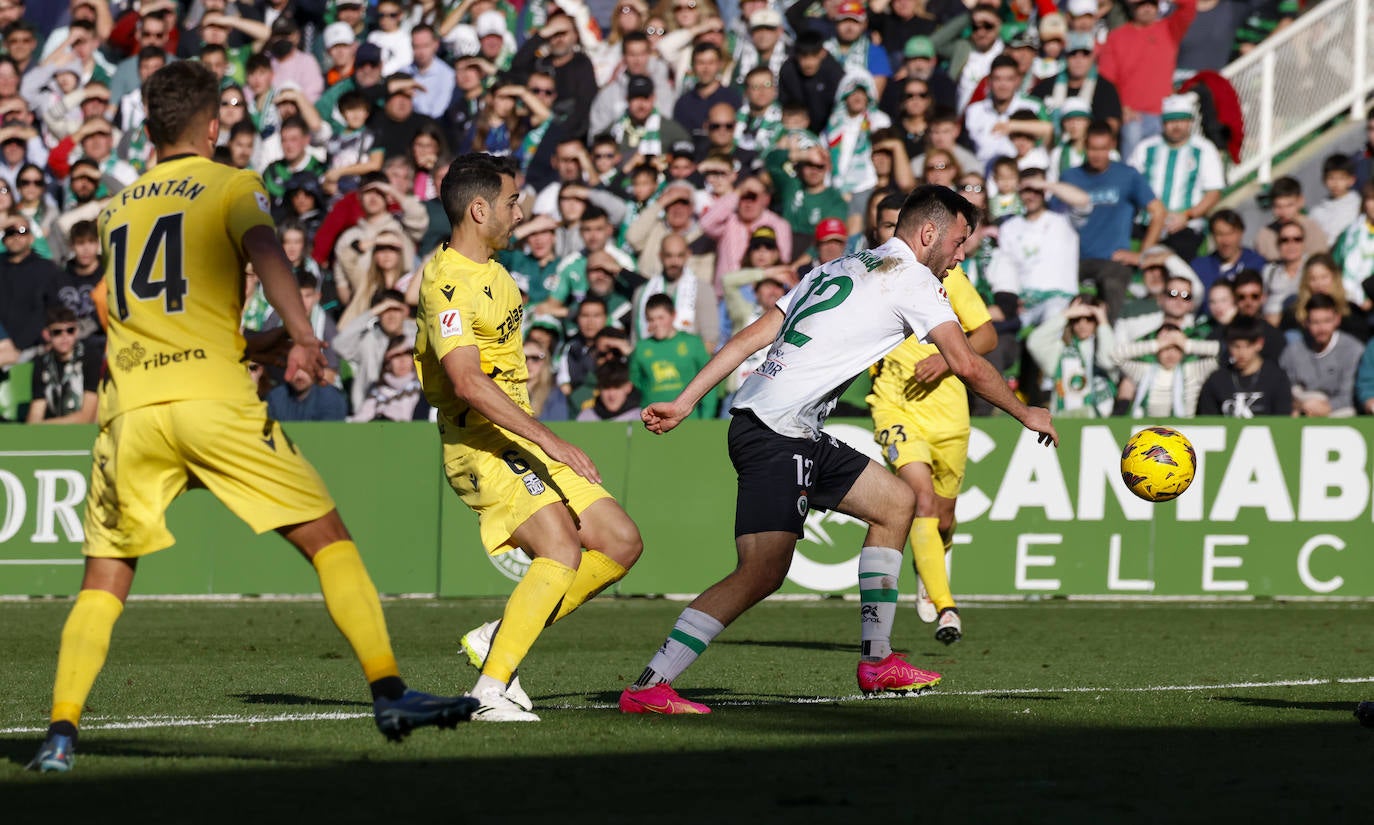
[4,675,1371,734]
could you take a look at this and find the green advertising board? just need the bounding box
[1,419,1371,599]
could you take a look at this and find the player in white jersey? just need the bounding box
[618,186,1058,715]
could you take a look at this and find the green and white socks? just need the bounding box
[633,607,725,688]
[858,546,903,661]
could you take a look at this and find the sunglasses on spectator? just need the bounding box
[379,10,402,18]
[905,89,931,99]
[594,151,617,160]
[708,121,734,130]
[1167,289,1192,300]
[972,20,999,30]
[18,177,43,186]
[2,224,29,237]
[795,161,823,170]
[48,325,78,336]
[1279,234,1304,243]
[1235,290,1262,301]
[221,96,243,107]
[739,191,762,201]
[529,87,557,97]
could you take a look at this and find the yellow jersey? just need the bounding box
[97,155,274,423]
[867,266,992,424]
[415,245,528,426]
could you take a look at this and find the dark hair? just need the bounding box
[795,30,826,57]
[371,287,407,307]
[70,156,99,176]
[1232,269,1265,292]
[595,360,630,389]
[440,152,518,228]
[1164,274,1193,291]
[338,89,370,112]
[1269,176,1303,199]
[1086,121,1115,142]
[1209,208,1244,232]
[199,42,226,60]
[46,305,77,326]
[895,184,979,238]
[139,45,168,66]
[691,42,721,60]
[1225,314,1264,342]
[245,52,272,74]
[577,295,609,315]
[295,267,319,290]
[622,31,649,47]
[1008,109,1040,123]
[1304,293,1339,315]
[412,23,438,40]
[989,55,1019,74]
[1323,152,1355,178]
[143,61,220,147]
[69,219,98,244]
[630,163,658,181]
[746,65,773,81]
[876,192,906,215]
[1018,166,1047,181]
[644,293,675,315]
[928,108,961,128]
[3,20,37,39]
[279,115,309,136]
[229,119,257,141]
[581,204,610,224]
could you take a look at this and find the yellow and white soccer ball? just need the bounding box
[1120,426,1196,502]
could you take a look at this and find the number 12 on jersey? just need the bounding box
[778,272,853,347]
[108,213,188,320]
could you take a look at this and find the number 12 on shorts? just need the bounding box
[793,454,814,486]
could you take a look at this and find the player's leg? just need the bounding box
[898,461,951,620]
[547,497,643,625]
[620,529,797,714]
[932,494,962,644]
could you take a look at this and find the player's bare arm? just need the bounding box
[441,344,601,483]
[927,321,1058,446]
[642,305,786,434]
[243,225,327,383]
[911,320,996,384]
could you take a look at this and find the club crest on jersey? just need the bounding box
[439,309,463,338]
[255,191,270,213]
[521,472,546,496]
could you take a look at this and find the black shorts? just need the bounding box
[727,410,871,538]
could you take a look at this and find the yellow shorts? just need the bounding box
[83,398,335,558]
[441,423,611,554]
[870,403,969,500]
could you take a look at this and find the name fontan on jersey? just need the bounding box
[114,177,207,206]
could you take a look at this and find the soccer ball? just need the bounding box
[1120,426,1196,502]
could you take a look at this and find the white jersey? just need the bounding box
[732,238,959,439]
[1127,134,1224,230]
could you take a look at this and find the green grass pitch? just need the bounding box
[2,598,1372,822]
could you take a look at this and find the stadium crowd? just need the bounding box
[4,0,1374,426]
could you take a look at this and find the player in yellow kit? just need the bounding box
[866,194,995,646]
[414,153,643,722]
[26,62,476,774]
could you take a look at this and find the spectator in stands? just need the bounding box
[263,116,327,205]
[1098,0,1197,158]
[367,0,413,76]
[1204,278,1237,334]
[370,74,439,160]
[1282,254,1369,342]
[1191,209,1266,290]
[525,335,569,422]
[51,218,101,339]
[25,306,98,424]
[824,1,892,95]
[348,334,430,423]
[1026,295,1119,418]
[1356,335,1374,414]
[1062,121,1166,320]
[1117,273,1205,343]
[1311,153,1362,244]
[886,34,958,115]
[611,74,691,160]
[964,55,1046,169]
[332,173,425,308]
[510,10,598,140]
[632,233,719,350]
[323,90,383,198]
[1231,268,1288,362]
[577,361,643,422]
[462,78,551,162]
[317,43,386,134]
[0,211,57,352]
[673,43,741,134]
[1128,94,1224,260]
[767,135,848,250]
[267,359,349,422]
[986,167,1086,327]
[339,228,414,329]
[502,214,563,318]
[1255,176,1327,261]
[1198,312,1293,416]
[52,116,137,190]
[1331,180,1374,316]
[1281,294,1364,417]
[700,171,793,299]
[407,24,452,120]
[625,178,715,279]
[591,31,675,137]
[1262,220,1308,326]
[730,9,789,97]
[779,31,845,136]
[557,295,610,410]
[938,3,1005,113]
[12,163,56,261]
[333,288,416,415]
[1113,323,1219,418]
[911,109,978,180]
[550,205,636,320]
[629,292,713,417]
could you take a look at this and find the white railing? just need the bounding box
[1221,0,1373,185]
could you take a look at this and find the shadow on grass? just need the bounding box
[1210,696,1360,713]
[230,693,369,708]
[4,713,1371,823]
[713,638,852,653]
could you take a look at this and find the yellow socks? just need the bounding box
[911,517,956,612]
[312,541,399,684]
[50,589,124,727]
[548,550,627,625]
[484,557,576,683]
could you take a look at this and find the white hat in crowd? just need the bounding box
[476,10,508,39]
[323,21,355,49]
[1161,94,1196,122]
[1066,0,1097,16]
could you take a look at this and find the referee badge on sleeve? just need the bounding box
[439,309,463,338]
[255,191,270,213]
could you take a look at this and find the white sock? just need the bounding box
[634,607,725,687]
[859,546,904,660]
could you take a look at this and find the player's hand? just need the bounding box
[1164,212,1189,234]
[912,352,951,384]
[545,436,601,483]
[642,400,688,435]
[285,336,329,386]
[1021,407,1059,447]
